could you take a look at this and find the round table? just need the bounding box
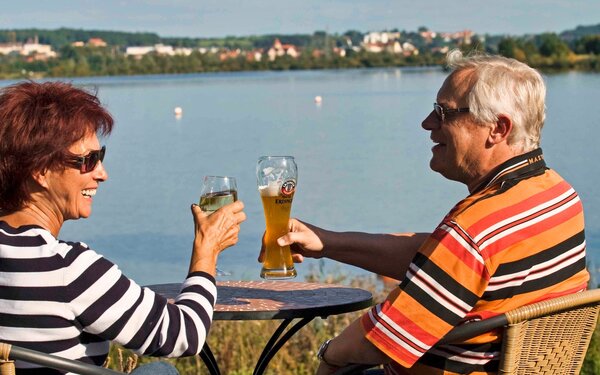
[146,280,373,375]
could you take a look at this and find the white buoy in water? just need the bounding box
[314,95,322,104]
[174,106,183,116]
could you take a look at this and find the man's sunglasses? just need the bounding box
[67,146,106,173]
[433,103,470,123]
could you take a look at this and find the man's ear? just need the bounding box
[489,114,513,145]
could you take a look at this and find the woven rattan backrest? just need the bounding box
[0,343,15,375]
[498,291,600,374]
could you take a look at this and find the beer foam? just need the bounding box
[262,167,275,176]
[258,183,280,197]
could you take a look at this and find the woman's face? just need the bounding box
[44,133,108,222]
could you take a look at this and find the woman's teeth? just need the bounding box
[82,189,96,197]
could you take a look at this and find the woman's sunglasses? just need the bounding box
[67,146,106,173]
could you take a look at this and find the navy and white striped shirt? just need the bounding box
[0,221,216,374]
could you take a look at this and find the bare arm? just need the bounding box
[273,219,429,280]
[317,318,390,374]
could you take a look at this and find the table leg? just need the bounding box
[200,344,220,375]
[253,317,313,375]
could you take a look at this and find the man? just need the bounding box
[267,50,589,374]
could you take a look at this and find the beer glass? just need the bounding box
[257,156,297,279]
[199,175,237,276]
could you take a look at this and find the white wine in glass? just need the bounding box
[199,175,237,276]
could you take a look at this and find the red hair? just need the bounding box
[0,81,114,213]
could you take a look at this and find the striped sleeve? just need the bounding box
[361,222,489,368]
[65,244,216,357]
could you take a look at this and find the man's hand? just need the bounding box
[258,218,324,263]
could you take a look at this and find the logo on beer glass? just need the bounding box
[281,180,296,196]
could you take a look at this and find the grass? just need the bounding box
[107,267,600,374]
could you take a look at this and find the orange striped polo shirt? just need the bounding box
[361,148,589,374]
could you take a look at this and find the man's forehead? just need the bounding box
[437,69,475,104]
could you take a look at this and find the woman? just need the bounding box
[0,81,246,374]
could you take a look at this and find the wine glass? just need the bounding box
[199,175,238,276]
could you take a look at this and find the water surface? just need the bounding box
[2,68,598,284]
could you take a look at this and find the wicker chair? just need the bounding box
[334,288,600,375]
[0,342,124,375]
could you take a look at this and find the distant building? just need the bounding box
[401,42,418,56]
[219,49,241,61]
[362,31,404,54]
[245,50,263,62]
[154,44,174,55]
[198,47,220,54]
[125,46,155,58]
[363,42,385,53]
[0,36,56,60]
[332,47,346,57]
[87,38,107,47]
[125,44,175,58]
[22,43,55,57]
[71,41,85,47]
[267,38,299,61]
[386,41,403,54]
[174,47,194,56]
[363,41,405,54]
[21,36,56,60]
[0,43,21,55]
[419,30,437,43]
[431,46,450,54]
[440,30,473,44]
[363,31,401,45]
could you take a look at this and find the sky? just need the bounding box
[1,0,598,38]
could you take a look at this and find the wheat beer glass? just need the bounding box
[257,156,297,279]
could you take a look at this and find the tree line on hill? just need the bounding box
[0,24,599,79]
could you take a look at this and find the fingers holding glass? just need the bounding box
[199,175,238,276]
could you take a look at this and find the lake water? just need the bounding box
[2,68,599,285]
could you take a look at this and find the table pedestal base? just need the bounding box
[200,317,313,375]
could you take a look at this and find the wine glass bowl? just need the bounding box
[199,175,237,277]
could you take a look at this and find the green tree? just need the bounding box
[537,33,571,57]
[498,38,519,58]
[574,35,600,54]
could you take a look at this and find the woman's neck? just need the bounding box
[0,206,61,236]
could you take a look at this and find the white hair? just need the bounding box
[446,49,546,152]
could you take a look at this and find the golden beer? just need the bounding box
[257,156,298,279]
[260,186,296,278]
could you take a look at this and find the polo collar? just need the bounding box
[471,148,546,194]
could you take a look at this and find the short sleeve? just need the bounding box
[361,220,490,367]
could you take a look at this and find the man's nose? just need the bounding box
[422,110,440,131]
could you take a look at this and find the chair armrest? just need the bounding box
[0,343,124,375]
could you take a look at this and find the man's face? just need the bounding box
[421,69,492,187]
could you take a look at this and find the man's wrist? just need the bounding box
[317,339,345,368]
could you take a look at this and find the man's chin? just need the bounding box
[429,159,444,175]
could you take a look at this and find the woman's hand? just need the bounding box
[189,200,246,275]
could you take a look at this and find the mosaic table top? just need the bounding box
[146,280,373,320]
